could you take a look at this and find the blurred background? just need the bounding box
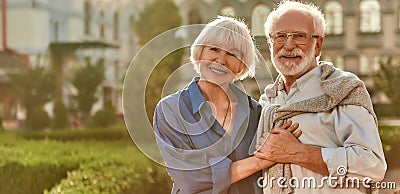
[0,0,399,193]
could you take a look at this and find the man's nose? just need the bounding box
[284,35,296,50]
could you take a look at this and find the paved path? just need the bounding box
[379,118,400,126]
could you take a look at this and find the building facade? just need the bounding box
[0,0,149,129]
[1,0,399,129]
[175,0,400,103]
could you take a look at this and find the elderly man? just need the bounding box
[255,1,386,193]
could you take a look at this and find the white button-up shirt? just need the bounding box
[260,65,387,194]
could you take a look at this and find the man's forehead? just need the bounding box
[274,10,314,32]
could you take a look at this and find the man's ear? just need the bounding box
[314,36,324,57]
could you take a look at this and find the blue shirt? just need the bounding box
[153,77,262,194]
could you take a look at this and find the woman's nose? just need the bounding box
[215,53,227,65]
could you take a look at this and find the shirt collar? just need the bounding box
[295,65,321,92]
[187,77,255,114]
[188,77,205,114]
[229,81,256,111]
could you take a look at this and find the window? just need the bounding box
[359,0,381,33]
[359,54,369,74]
[129,15,135,44]
[321,55,344,69]
[398,4,400,30]
[372,56,380,72]
[99,11,105,38]
[114,60,119,81]
[251,4,270,36]
[220,6,235,17]
[53,21,59,42]
[113,11,119,40]
[84,2,91,35]
[324,1,343,35]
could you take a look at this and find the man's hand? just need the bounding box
[255,120,302,163]
[255,120,329,175]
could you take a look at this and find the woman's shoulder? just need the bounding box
[156,87,192,110]
[157,90,184,106]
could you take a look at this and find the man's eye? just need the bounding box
[295,33,307,38]
[276,34,287,38]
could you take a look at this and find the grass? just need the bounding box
[0,125,172,194]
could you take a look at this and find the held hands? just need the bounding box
[255,120,303,163]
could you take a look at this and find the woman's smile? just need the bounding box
[209,66,228,75]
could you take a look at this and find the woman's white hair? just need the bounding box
[190,15,258,80]
[264,0,326,37]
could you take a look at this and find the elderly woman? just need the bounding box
[153,16,299,194]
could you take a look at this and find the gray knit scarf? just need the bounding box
[257,62,377,194]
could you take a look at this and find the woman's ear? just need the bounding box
[236,63,247,77]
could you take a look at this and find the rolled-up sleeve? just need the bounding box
[321,105,387,181]
[210,157,232,194]
[165,157,232,194]
[154,106,232,194]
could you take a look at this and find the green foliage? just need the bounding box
[18,125,130,142]
[375,58,400,114]
[72,58,105,122]
[8,67,56,111]
[0,162,77,194]
[53,101,69,129]
[92,103,118,128]
[0,115,3,132]
[26,107,51,130]
[379,125,400,167]
[145,49,185,123]
[134,0,182,46]
[374,104,399,117]
[134,0,184,123]
[0,126,172,194]
[8,66,56,129]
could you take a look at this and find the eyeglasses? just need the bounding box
[269,32,319,45]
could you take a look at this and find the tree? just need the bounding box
[0,115,3,131]
[53,101,68,129]
[8,67,55,129]
[133,0,184,122]
[91,101,117,127]
[71,58,105,123]
[375,57,400,115]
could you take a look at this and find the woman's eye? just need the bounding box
[228,52,237,57]
[210,47,218,51]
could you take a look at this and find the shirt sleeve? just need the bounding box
[321,105,387,181]
[153,105,232,194]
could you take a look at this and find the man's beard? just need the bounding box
[272,46,315,76]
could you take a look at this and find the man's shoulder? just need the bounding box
[320,61,362,81]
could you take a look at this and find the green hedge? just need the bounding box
[3,124,397,193]
[375,104,400,117]
[0,162,77,194]
[16,125,132,142]
[379,125,400,168]
[0,127,172,194]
